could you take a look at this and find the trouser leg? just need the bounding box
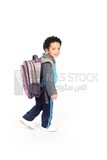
[23,95,43,121]
[41,95,53,128]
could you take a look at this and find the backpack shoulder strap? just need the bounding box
[32,54,54,68]
[40,57,54,68]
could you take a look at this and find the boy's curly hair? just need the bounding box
[43,36,62,51]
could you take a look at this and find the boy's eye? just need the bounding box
[52,48,60,50]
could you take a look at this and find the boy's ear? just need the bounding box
[45,48,49,54]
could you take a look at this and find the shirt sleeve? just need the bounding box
[42,62,57,96]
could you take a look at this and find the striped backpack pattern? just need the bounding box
[20,55,54,99]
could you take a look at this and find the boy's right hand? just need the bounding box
[51,94,57,100]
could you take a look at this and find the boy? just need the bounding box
[20,36,62,132]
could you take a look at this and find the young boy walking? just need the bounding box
[20,36,62,132]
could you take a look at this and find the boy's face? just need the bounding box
[45,42,61,58]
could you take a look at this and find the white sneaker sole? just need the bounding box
[41,126,57,132]
[20,119,35,130]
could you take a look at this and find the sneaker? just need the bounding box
[20,117,35,130]
[41,125,57,132]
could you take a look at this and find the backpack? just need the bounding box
[20,54,54,100]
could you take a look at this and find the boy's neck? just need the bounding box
[43,52,55,63]
[44,52,54,59]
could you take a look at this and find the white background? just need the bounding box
[0,0,107,160]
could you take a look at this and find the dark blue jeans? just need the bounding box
[23,92,53,128]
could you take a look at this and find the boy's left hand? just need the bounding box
[51,94,57,100]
